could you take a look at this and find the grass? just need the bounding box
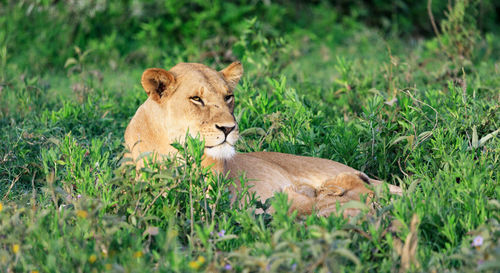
[1,1,499,272]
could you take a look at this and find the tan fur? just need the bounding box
[124,62,402,217]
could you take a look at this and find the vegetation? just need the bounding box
[1,0,499,272]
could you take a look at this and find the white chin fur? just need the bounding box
[205,143,235,160]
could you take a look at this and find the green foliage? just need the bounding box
[0,0,289,73]
[1,1,499,272]
[322,0,500,36]
[440,0,481,61]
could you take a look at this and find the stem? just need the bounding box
[189,176,194,238]
[428,0,449,58]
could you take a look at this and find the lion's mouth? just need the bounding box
[205,135,237,149]
[205,140,229,149]
[204,142,235,159]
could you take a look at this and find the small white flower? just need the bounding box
[471,235,483,247]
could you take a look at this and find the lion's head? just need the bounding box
[134,62,243,160]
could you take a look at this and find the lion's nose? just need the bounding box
[215,124,236,137]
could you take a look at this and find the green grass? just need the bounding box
[1,1,499,272]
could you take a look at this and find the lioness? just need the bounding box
[124,61,402,216]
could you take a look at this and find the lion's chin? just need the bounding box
[205,143,236,160]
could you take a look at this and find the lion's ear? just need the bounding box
[220,61,243,89]
[141,68,176,102]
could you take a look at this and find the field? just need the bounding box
[0,1,499,272]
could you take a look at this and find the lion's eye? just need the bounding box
[225,95,234,103]
[190,96,204,105]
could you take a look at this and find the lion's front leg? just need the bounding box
[282,185,317,216]
[283,172,375,217]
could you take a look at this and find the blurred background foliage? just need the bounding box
[1,0,499,73]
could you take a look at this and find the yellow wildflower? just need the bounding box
[12,244,20,254]
[31,271,39,273]
[188,256,206,270]
[76,210,88,218]
[133,251,143,258]
[188,261,201,270]
[88,254,97,264]
[0,202,3,212]
[197,256,205,264]
[105,264,112,270]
